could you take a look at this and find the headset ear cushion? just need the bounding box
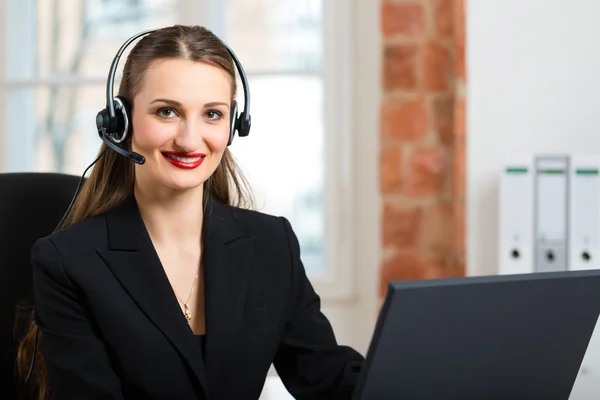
[117,96,131,118]
[238,114,251,138]
[112,96,132,143]
[228,100,239,146]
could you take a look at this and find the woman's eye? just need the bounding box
[205,110,223,121]
[157,108,176,118]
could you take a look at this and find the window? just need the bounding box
[223,0,325,278]
[3,0,178,172]
[1,0,355,299]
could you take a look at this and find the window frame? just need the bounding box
[0,0,359,301]
[316,0,356,299]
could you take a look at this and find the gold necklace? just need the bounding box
[175,271,199,323]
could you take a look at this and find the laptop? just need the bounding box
[353,269,600,399]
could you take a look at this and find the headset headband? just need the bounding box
[103,27,251,137]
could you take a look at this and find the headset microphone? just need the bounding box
[99,132,146,165]
[96,108,146,164]
[95,92,146,164]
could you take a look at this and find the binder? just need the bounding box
[569,155,600,271]
[498,156,535,275]
[534,155,570,273]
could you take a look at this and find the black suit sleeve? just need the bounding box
[31,237,124,399]
[273,217,365,400]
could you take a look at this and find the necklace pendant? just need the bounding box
[184,305,192,323]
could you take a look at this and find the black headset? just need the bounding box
[24,27,251,386]
[95,28,252,165]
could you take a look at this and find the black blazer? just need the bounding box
[31,195,364,399]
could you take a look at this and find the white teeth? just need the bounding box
[164,154,204,163]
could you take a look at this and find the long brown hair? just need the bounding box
[16,25,252,399]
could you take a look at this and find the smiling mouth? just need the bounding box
[161,151,206,169]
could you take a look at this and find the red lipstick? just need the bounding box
[161,151,206,169]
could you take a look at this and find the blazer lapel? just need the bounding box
[96,196,209,398]
[202,197,254,364]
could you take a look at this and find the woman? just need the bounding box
[17,25,364,399]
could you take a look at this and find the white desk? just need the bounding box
[259,376,294,400]
[259,373,600,399]
[570,372,600,399]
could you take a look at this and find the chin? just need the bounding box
[163,174,208,192]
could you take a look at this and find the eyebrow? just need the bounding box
[150,98,229,109]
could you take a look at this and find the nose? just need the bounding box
[173,120,203,152]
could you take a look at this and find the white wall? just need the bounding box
[467,0,600,382]
[467,0,600,277]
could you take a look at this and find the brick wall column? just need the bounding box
[379,0,466,296]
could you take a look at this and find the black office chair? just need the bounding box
[0,172,82,399]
